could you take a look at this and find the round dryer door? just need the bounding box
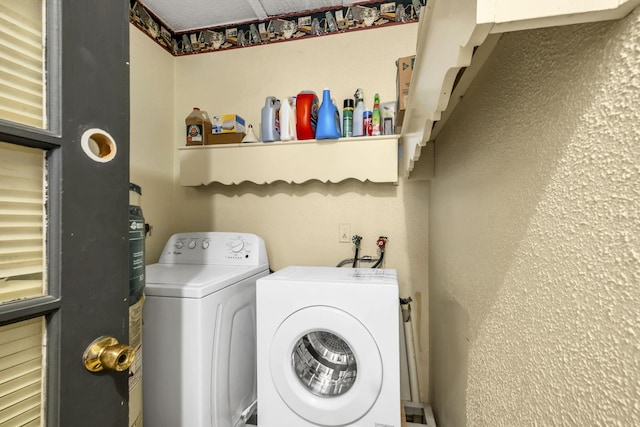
[269,305,383,426]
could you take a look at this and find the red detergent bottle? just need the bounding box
[296,91,319,140]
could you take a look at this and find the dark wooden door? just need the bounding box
[0,0,131,425]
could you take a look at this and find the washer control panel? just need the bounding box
[159,232,268,266]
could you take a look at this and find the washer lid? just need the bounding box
[145,264,267,298]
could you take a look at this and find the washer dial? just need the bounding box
[230,239,245,253]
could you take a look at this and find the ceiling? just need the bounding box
[140,0,370,33]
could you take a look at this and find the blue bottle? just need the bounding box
[315,88,341,140]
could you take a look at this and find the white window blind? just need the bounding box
[0,142,46,304]
[0,317,45,426]
[0,1,44,129]
[0,2,47,425]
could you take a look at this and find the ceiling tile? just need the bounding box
[141,0,266,32]
[140,0,369,32]
[259,0,342,16]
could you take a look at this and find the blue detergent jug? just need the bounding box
[315,88,341,140]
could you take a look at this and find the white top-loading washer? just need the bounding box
[143,232,269,427]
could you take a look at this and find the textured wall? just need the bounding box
[430,9,640,427]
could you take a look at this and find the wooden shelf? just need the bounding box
[178,135,399,186]
[401,0,640,180]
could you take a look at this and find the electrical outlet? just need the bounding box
[339,224,350,243]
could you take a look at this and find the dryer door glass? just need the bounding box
[269,305,383,426]
[292,330,357,397]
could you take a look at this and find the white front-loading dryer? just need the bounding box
[257,266,400,427]
[143,232,269,427]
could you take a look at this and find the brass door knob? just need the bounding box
[83,336,135,372]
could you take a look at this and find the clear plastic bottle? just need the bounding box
[353,95,365,137]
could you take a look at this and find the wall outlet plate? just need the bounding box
[339,223,350,243]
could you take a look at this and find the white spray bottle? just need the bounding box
[279,96,297,141]
[353,88,365,137]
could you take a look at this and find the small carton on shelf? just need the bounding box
[206,132,246,144]
[381,101,396,135]
[221,114,245,133]
[212,116,223,133]
[396,55,415,127]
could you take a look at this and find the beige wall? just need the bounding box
[172,24,418,136]
[130,27,176,263]
[130,23,432,401]
[430,10,640,427]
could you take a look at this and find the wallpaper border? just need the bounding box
[129,0,423,56]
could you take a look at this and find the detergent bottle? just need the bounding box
[315,88,341,140]
[261,96,281,142]
[296,91,319,140]
[279,96,297,141]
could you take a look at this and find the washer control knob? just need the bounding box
[230,239,245,253]
[202,240,210,249]
[188,240,197,249]
[175,241,184,249]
